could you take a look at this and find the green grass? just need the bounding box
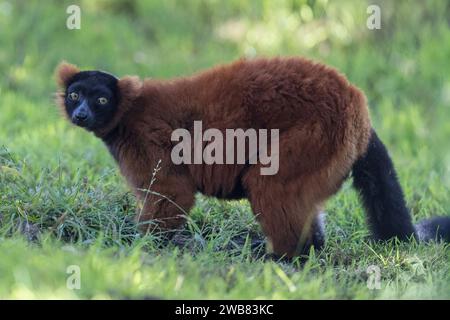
[0,0,449,299]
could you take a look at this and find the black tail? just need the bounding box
[352,129,450,243]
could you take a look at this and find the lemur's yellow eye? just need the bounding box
[69,92,79,101]
[98,97,108,105]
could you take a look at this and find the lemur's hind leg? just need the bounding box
[243,173,327,258]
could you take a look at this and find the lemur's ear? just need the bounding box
[118,76,143,103]
[54,61,80,119]
[55,61,80,88]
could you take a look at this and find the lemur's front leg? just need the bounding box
[134,173,196,233]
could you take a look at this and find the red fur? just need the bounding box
[56,57,372,257]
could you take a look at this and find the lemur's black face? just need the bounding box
[64,71,119,131]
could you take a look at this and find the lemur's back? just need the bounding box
[178,57,372,185]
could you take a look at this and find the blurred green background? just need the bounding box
[0,0,449,299]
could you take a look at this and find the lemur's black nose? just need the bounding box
[76,114,87,121]
[74,111,88,121]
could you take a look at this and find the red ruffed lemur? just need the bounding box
[55,57,450,258]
